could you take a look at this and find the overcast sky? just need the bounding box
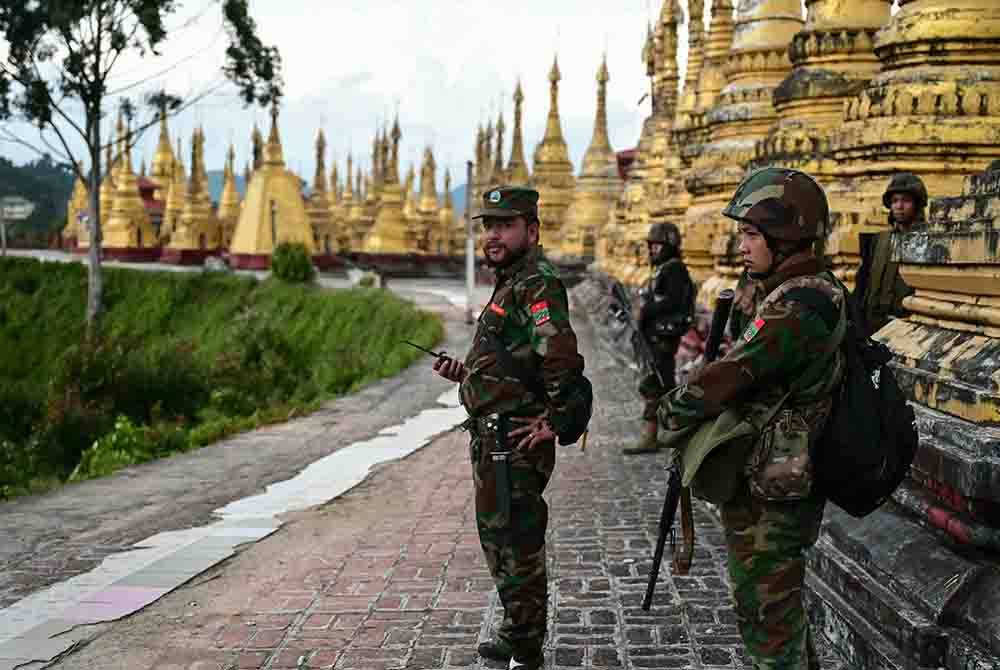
[3,1,710,191]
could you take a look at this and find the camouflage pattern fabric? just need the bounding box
[722,484,825,670]
[459,244,585,659]
[722,168,829,243]
[637,257,692,420]
[460,245,586,442]
[660,254,844,669]
[855,230,914,337]
[470,425,554,660]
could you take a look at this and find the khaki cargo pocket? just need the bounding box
[747,408,813,501]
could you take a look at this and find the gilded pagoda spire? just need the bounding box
[435,167,454,254]
[419,146,439,213]
[330,160,340,204]
[313,128,328,196]
[230,103,315,262]
[264,104,285,166]
[308,127,335,254]
[150,99,176,182]
[493,110,506,183]
[218,143,241,246]
[105,119,154,250]
[343,153,355,201]
[562,53,622,260]
[251,123,263,171]
[507,81,530,184]
[532,54,575,249]
[389,115,402,185]
[683,0,801,297]
[483,117,494,185]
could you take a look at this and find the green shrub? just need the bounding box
[271,242,316,283]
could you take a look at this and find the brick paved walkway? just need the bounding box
[50,296,767,670]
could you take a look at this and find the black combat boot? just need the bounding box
[477,639,513,662]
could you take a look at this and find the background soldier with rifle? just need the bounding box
[659,168,846,669]
[430,186,591,670]
[623,222,694,455]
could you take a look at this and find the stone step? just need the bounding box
[808,532,947,667]
[806,570,936,670]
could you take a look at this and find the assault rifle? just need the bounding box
[642,288,735,610]
[609,281,665,387]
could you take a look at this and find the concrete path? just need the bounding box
[1,276,848,669]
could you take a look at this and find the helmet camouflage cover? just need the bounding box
[722,167,830,242]
[882,172,928,210]
[646,222,681,247]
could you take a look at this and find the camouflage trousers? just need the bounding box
[721,484,825,669]
[638,344,678,421]
[470,426,555,660]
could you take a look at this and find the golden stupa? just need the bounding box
[65,164,90,246]
[217,144,241,248]
[561,54,622,261]
[364,116,413,254]
[684,0,802,304]
[104,121,156,251]
[507,81,531,185]
[434,168,455,255]
[160,138,187,244]
[307,128,337,255]
[166,127,220,254]
[337,154,356,252]
[229,105,315,267]
[532,56,576,250]
[149,103,177,200]
[418,147,443,253]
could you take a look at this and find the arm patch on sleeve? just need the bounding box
[530,300,551,325]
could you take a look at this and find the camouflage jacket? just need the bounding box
[663,255,845,431]
[855,229,914,337]
[639,257,695,345]
[460,245,586,441]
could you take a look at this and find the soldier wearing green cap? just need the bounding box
[431,185,592,670]
[660,168,846,669]
[854,172,928,336]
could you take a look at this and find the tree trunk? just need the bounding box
[86,118,103,338]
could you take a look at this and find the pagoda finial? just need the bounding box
[264,103,285,166]
[507,79,530,184]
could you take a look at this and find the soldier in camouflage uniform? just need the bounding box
[854,172,928,337]
[624,222,694,455]
[660,168,846,669]
[432,186,591,670]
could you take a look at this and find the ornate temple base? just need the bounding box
[101,247,160,263]
[229,253,272,270]
[345,252,465,278]
[311,254,347,272]
[159,248,215,266]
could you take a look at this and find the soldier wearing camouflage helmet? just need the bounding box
[432,186,591,670]
[623,221,694,455]
[660,167,847,669]
[854,172,928,336]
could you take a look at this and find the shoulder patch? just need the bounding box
[743,317,765,342]
[530,300,551,326]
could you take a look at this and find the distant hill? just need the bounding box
[1,156,74,234]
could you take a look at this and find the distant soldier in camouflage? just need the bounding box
[624,222,694,455]
[854,172,928,336]
[660,168,846,669]
[432,186,591,670]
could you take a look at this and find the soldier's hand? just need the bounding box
[432,355,466,383]
[510,413,556,451]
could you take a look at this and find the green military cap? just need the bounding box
[472,185,539,219]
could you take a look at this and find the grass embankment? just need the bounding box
[0,257,443,499]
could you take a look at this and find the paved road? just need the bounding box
[3,275,848,669]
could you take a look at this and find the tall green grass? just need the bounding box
[0,257,443,498]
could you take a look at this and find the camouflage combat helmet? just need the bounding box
[722,167,829,242]
[882,172,928,211]
[646,222,681,248]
